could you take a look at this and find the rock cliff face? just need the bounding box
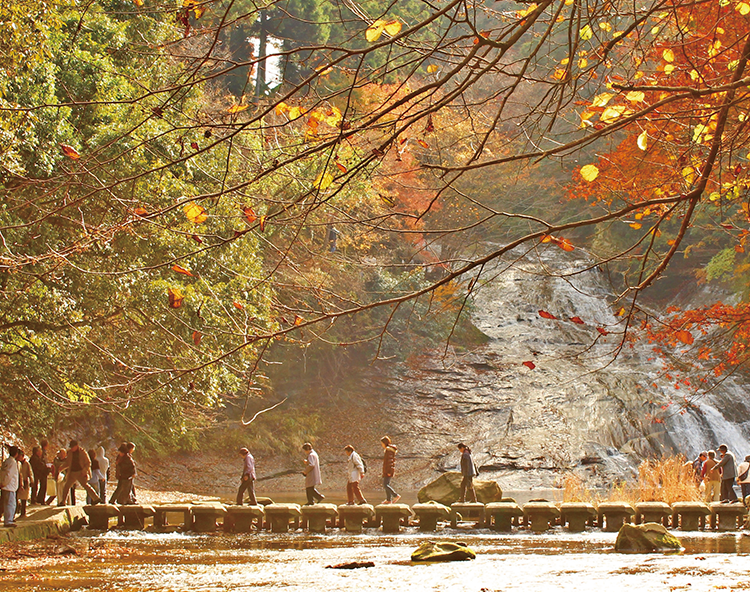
[331,247,750,492]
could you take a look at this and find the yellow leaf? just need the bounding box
[560,57,570,65]
[184,202,208,224]
[635,213,643,220]
[517,3,538,17]
[664,64,675,75]
[228,104,248,114]
[629,222,642,229]
[625,91,645,103]
[651,26,660,35]
[634,71,645,80]
[314,171,334,191]
[637,130,648,151]
[591,92,614,107]
[580,24,593,41]
[600,105,628,123]
[708,39,722,58]
[365,22,384,42]
[709,192,721,201]
[578,58,588,68]
[275,102,289,116]
[618,307,626,316]
[133,0,143,5]
[553,68,567,80]
[580,164,600,182]
[692,123,708,143]
[662,48,675,62]
[426,64,439,73]
[738,1,750,15]
[324,106,342,128]
[599,22,613,32]
[689,69,699,81]
[682,166,697,184]
[288,106,305,120]
[383,20,402,36]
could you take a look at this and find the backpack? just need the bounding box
[361,456,368,474]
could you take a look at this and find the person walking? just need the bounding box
[380,436,400,504]
[457,443,478,503]
[29,446,49,506]
[702,450,722,503]
[51,448,68,506]
[344,445,367,505]
[692,451,707,484]
[301,443,324,505]
[86,450,104,506]
[715,444,738,502]
[59,440,102,506]
[109,443,136,505]
[236,447,257,505]
[16,450,32,517]
[737,455,750,500]
[95,446,109,501]
[1,445,20,528]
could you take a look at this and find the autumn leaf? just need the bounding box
[417,139,429,148]
[538,310,558,320]
[233,301,244,310]
[259,216,267,232]
[228,104,248,114]
[133,207,148,216]
[191,234,203,244]
[662,48,675,63]
[336,162,347,173]
[275,102,289,116]
[379,194,395,207]
[569,316,585,324]
[591,92,614,107]
[190,141,199,150]
[242,206,257,224]
[426,64,439,73]
[675,330,694,345]
[365,19,402,42]
[192,331,202,346]
[294,315,303,326]
[314,171,334,191]
[133,0,143,5]
[184,202,208,224]
[522,361,536,370]
[625,91,645,103]
[597,327,609,336]
[168,288,184,309]
[425,115,435,133]
[60,144,81,159]
[637,130,648,151]
[172,264,194,277]
[580,164,600,182]
[555,238,575,252]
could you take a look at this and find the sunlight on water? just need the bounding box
[4,530,750,592]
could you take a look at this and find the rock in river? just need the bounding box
[417,472,502,505]
[411,541,476,562]
[614,523,682,553]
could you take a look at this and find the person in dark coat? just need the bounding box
[109,443,136,505]
[716,444,738,502]
[457,443,477,503]
[29,446,49,505]
[380,436,400,504]
[236,447,257,505]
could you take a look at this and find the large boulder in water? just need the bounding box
[417,472,503,505]
[614,523,682,553]
[411,541,476,562]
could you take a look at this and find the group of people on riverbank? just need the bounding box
[236,437,479,507]
[691,444,750,503]
[0,440,138,528]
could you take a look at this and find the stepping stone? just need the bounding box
[450,502,485,528]
[337,504,375,533]
[375,504,413,533]
[84,504,120,530]
[301,504,338,533]
[120,505,156,530]
[412,502,451,531]
[190,503,227,532]
[709,502,747,531]
[264,503,302,533]
[560,502,597,532]
[523,501,560,533]
[153,504,192,531]
[225,505,265,532]
[485,501,524,532]
[671,501,711,531]
[597,502,635,532]
[635,502,672,527]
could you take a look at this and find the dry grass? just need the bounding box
[561,455,702,505]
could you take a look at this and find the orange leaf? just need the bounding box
[192,331,202,346]
[522,361,536,370]
[242,206,257,224]
[336,162,347,173]
[60,144,81,159]
[569,316,585,325]
[675,330,694,345]
[735,244,745,253]
[417,139,429,148]
[538,310,558,320]
[233,301,244,310]
[596,327,609,336]
[541,234,553,243]
[259,216,267,232]
[171,264,194,277]
[133,207,148,216]
[294,315,303,326]
[168,288,184,309]
[184,202,208,224]
[556,238,575,252]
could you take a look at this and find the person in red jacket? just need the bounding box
[380,436,400,504]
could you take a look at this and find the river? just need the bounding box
[2,529,749,591]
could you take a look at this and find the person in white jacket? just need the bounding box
[344,445,367,505]
[1,445,20,527]
[737,455,750,500]
[302,443,324,505]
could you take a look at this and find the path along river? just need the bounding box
[3,528,750,592]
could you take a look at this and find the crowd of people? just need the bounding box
[0,440,138,528]
[691,444,750,503]
[235,437,480,508]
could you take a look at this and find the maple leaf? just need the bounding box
[538,310,558,320]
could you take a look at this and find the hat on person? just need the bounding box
[240,447,249,454]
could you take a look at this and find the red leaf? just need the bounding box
[192,331,202,346]
[425,115,435,133]
[242,206,257,224]
[191,234,203,244]
[538,310,557,320]
[522,361,536,370]
[596,327,609,336]
[569,316,585,325]
[60,144,81,159]
[720,223,734,230]
[171,264,194,277]
[336,162,347,173]
[190,142,199,150]
[233,301,244,310]
[168,288,184,309]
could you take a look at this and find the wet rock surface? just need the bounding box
[614,523,682,553]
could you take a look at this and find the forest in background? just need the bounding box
[2,0,750,454]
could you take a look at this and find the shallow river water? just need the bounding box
[4,529,750,592]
